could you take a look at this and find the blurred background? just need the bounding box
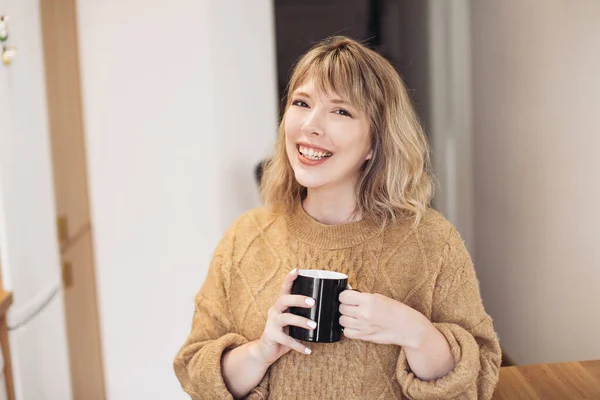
[0,0,599,399]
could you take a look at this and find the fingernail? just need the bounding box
[305,348,312,355]
[290,268,297,275]
[305,298,315,306]
[307,320,317,329]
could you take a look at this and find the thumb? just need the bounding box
[280,268,298,296]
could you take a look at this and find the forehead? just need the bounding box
[292,80,343,100]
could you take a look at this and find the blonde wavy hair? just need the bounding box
[260,36,434,227]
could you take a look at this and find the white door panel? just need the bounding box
[0,0,62,310]
[0,0,73,399]
[10,293,72,400]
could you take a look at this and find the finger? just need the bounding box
[339,289,363,306]
[339,315,360,329]
[342,328,361,340]
[339,304,361,318]
[278,313,317,330]
[273,294,315,313]
[280,268,299,296]
[274,331,312,355]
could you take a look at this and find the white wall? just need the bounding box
[75,1,277,398]
[471,0,600,365]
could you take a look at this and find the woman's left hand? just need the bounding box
[339,290,432,348]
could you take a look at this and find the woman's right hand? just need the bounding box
[252,268,316,365]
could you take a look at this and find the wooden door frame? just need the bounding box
[39,0,107,397]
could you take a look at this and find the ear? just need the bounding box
[365,148,373,161]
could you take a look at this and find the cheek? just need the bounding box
[337,128,371,158]
[284,127,296,152]
[284,123,299,159]
[284,113,303,138]
[353,126,373,159]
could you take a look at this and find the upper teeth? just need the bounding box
[299,145,332,159]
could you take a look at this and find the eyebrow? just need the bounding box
[293,91,312,99]
[293,91,352,106]
[330,98,351,106]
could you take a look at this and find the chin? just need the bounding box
[293,171,327,189]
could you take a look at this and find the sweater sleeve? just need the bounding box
[173,223,269,400]
[396,227,501,400]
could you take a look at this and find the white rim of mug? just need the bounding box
[298,269,348,280]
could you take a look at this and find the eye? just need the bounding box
[291,99,309,108]
[334,108,353,118]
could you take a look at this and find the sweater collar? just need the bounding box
[285,200,382,250]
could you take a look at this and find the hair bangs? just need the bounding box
[288,48,372,113]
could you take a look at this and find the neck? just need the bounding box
[302,184,362,225]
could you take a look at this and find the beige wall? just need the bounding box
[471,0,600,364]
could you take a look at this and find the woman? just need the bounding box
[174,36,501,399]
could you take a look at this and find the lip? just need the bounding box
[296,142,333,154]
[296,143,333,166]
[297,150,329,166]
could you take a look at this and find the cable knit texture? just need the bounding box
[174,203,501,399]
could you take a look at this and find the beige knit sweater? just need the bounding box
[174,203,501,399]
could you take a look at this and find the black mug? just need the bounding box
[289,269,348,343]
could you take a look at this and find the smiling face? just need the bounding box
[261,36,434,227]
[284,80,373,193]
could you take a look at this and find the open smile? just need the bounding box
[296,144,333,161]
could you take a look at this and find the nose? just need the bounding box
[300,109,325,137]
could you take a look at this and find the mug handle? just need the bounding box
[346,284,361,293]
